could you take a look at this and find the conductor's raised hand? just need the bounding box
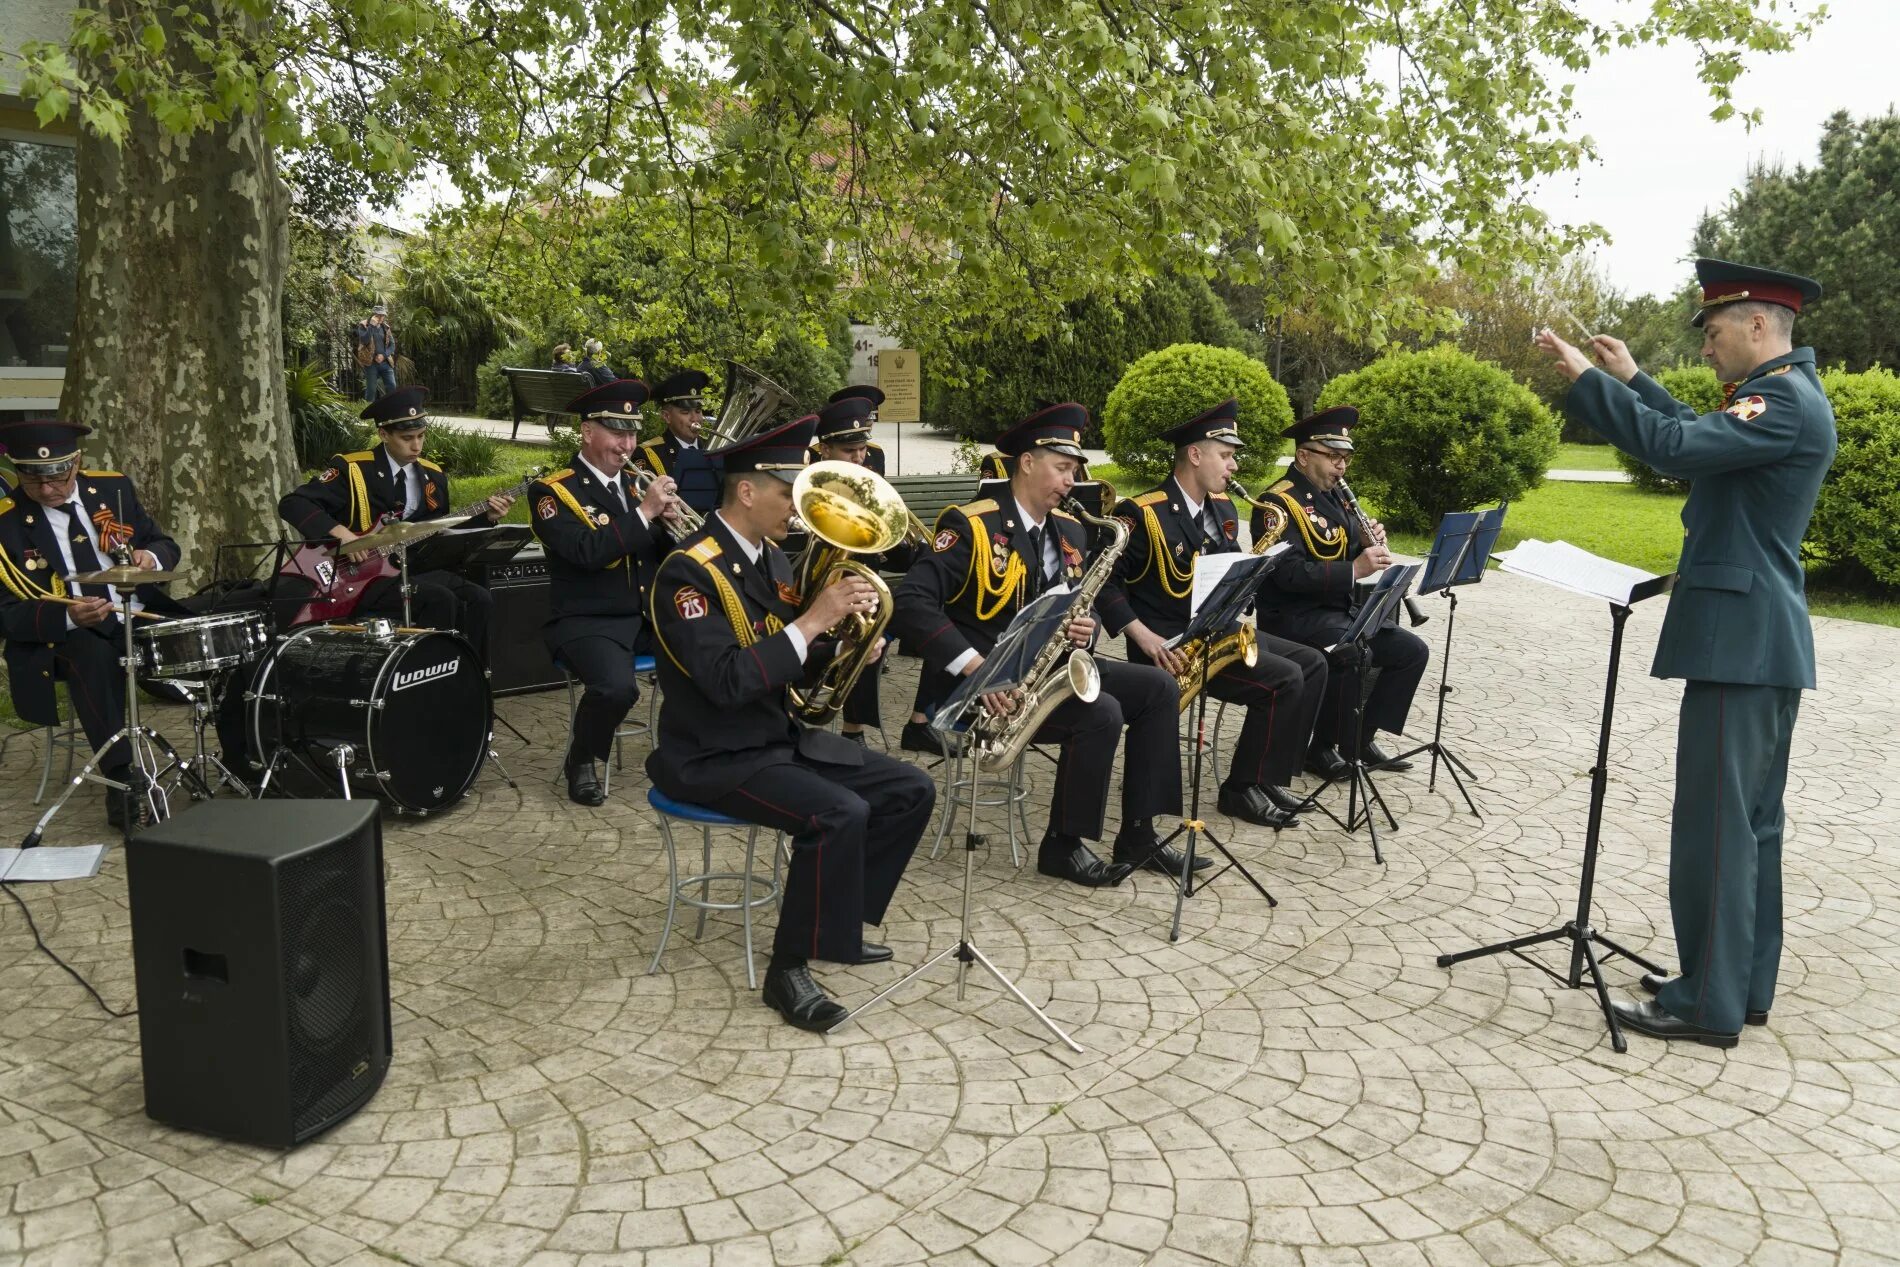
[1533,328,1593,382]
[1588,334,1639,383]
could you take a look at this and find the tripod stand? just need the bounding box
[20,598,181,848]
[1435,576,1673,1053]
[1393,586,1481,818]
[834,830,1083,1052]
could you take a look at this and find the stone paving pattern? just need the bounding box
[2,571,1897,1266]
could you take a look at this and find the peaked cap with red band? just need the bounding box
[1692,257,1823,328]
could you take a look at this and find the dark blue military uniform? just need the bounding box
[633,430,721,518]
[1567,331,1835,1036]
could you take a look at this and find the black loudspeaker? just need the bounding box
[127,799,391,1148]
[477,553,565,696]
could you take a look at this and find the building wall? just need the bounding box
[2,5,80,416]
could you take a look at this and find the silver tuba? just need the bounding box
[702,359,796,453]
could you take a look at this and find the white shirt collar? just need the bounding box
[715,511,764,563]
[1013,497,1046,533]
[577,454,623,491]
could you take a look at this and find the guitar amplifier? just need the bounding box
[468,547,563,696]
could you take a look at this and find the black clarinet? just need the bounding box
[1335,479,1429,628]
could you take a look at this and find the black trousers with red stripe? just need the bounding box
[1131,632,1328,789]
[53,624,132,772]
[1031,657,1181,841]
[1306,623,1429,750]
[703,749,934,962]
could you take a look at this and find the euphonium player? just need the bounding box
[891,404,1184,886]
[1250,407,1428,778]
[1097,400,1327,830]
[809,393,917,744]
[646,414,934,1033]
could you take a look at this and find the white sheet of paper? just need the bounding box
[1190,544,1285,617]
[1494,538,1658,606]
[0,844,108,883]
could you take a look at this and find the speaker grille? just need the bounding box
[279,834,374,1137]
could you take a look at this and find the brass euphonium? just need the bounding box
[702,359,796,452]
[785,461,912,725]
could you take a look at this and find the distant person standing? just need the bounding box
[355,304,398,402]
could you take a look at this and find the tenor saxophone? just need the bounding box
[1156,478,1283,712]
[966,495,1131,773]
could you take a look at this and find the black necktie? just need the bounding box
[60,503,107,597]
[609,474,628,512]
[1026,527,1046,598]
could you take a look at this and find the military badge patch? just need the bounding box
[935,528,959,552]
[1726,395,1767,421]
[537,496,558,521]
[674,586,708,619]
[318,467,339,483]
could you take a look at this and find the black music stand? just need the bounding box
[1133,553,1279,940]
[1393,505,1508,818]
[1292,563,1421,865]
[1435,571,1675,1053]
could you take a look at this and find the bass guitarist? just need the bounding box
[277,387,513,658]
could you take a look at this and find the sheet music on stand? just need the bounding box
[1494,539,1664,607]
[1190,544,1284,618]
[1329,563,1421,652]
[931,590,1075,736]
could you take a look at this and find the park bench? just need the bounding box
[501,367,590,440]
[885,473,980,550]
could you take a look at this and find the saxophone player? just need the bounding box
[892,404,1184,887]
[1250,408,1429,778]
[1097,401,1327,831]
[646,414,935,1032]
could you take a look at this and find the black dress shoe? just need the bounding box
[1217,783,1299,830]
[1037,837,1133,888]
[819,940,892,965]
[900,721,944,755]
[1611,998,1740,1048]
[1305,746,1350,781]
[762,963,849,1032]
[1113,833,1212,876]
[1360,739,1413,772]
[564,754,606,807]
[1264,785,1306,815]
[1639,972,1768,1025]
[839,730,867,744]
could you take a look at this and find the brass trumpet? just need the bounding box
[627,465,706,533]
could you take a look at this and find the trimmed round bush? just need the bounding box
[1315,345,1559,533]
[1606,364,1718,494]
[1807,366,1900,586]
[1101,343,1292,485]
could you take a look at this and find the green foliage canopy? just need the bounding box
[1316,345,1560,533]
[1101,344,1292,485]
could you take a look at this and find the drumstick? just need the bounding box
[44,594,166,621]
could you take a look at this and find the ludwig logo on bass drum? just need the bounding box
[392,658,461,692]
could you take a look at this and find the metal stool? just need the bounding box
[557,653,660,797]
[646,788,786,990]
[36,706,84,806]
[929,738,1034,866]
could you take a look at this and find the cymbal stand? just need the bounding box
[833,831,1083,1053]
[19,598,179,847]
[166,676,251,800]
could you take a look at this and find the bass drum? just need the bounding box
[250,623,492,814]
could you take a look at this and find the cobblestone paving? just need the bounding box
[3,572,1897,1266]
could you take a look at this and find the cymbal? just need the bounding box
[338,515,472,556]
[66,564,178,585]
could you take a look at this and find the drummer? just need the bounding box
[0,420,189,828]
[278,387,513,657]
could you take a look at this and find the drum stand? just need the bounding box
[166,676,252,800]
[832,831,1084,1053]
[19,606,181,847]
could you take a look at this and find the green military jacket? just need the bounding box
[1565,347,1836,690]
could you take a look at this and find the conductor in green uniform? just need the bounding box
[1536,258,1836,1047]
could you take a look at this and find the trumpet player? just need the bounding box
[529,379,681,806]
[647,414,934,1033]
[633,369,722,519]
[810,394,917,743]
[1098,401,1327,832]
[1251,408,1428,779]
[892,404,1183,887]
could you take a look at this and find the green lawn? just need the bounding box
[1553,442,1621,472]
[1090,462,1899,630]
[454,441,556,526]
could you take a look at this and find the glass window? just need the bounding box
[0,134,77,368]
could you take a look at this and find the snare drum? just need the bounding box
[135,610,271,678]
[249,623,492,814]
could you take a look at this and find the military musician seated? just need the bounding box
[277,387,513,657]
[809,393,915,745]
[646,414,934,1032]
[0,420,188,828]
[528,379,680,806]
[633,370,721,520]
[811,385,890,474]
[1251,408,1427,778]
[1098,400,1327,830]
[893,403,1186,885]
